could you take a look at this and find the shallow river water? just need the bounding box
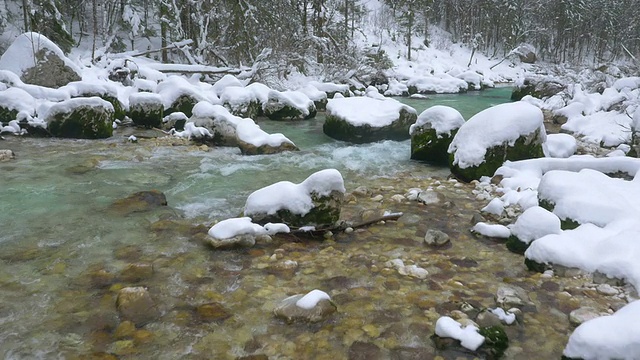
[0,88,623,359]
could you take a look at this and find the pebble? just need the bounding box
[371,195,384,202]
[390,194,405,203]
[423,229,450,247]
[569,307,603,326]
[596,284,619,296]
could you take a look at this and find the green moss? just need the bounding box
[48,106,114,139]
[166,94,198,118]
[511,83,535,101]
[450,130,545,182]
[411,129,457,165]
[0,107,19,123]
[478,325,509,359]
[524,258,549,273]
[561,218,580,230]
[265,104,316,120]
[129,104,163,128]
[538,199,555,212]
[249,192,342,229]
[505,235,530,255]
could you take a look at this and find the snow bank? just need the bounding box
[326,96,416,127]
[564,300,640,359]
[244,169,345,217]
[448,102,545,169]
[409,105,465,136]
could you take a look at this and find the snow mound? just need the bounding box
[509,206,561,244]
[545,134,577,158]
[407,73,468,94]
[326,96,416,127]
[295,289,331,309]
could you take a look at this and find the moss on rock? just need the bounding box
[478,325,509,359]
[237,139,299,155]
[248,191,343,229]
[324,108,417,144]
[47,103,114,139]
[524,258,549,273]
[505,235,530,255]
[0,107,18,124]
[411,128,458,165]
[129,102,163,128]
[166,94,198,118]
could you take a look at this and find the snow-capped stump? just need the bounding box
[129,92,164,128]
[564,301,640,360]
[308,81,350,99]
[273,289,337,323]
[236,118,299,155]
[64,81,126,120]
[205,217,289,249]
[448,101,546,182]
[0,32,81,88]
[506,206,561,254]
[220,86,262,119]
[407,73,469,94]
[263,90,316,120]
[44,97,114,139]
[0,87,36,124]
[323,96,417,143]
[410,105,465,165]
[244,169,345,229]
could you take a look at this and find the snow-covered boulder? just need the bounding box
[263,90,316,120]
[506,206,561,254]
[220,86,261,119]
[189,101,242,146]
[298,85,328,111]
[509,43,537,64]
[129,92,164,128]
[162,112,188,131]
[63,81,125,120]
[44,97,114,139]
[545,133,577,158]
[407,73,469,94]
[0,87,36,124]
[308,81,350,99]
[157,76,206,118]
[324,96,417,143]
[212,74,245,97]
[511,76,566,101]
[448,102,546,182]
[244,169,345,229]
[273,289,337,323]
[236,118,298,155]
[410,105,465,165]
[0,32,81,88]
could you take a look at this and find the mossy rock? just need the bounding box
[0,107,18,123]
[510,82,535,101]
[538,199,555,212]
[225,100,262,119]
[323,108,417,144]
[129,103,163,128]
[505,235,530,255]
[264,103,316,120]
[524,258,549,273]
[248,191,343,229]
[313,98,328,112]
[478,325,509,359]
[537,199,580,230]
[237,139,299,155]
[166,94,198,118]
[411,128,457,165]
[47,103,114,139]
[450,129,545,182]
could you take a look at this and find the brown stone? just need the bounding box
[109,190,168,215]
[114,320,136,339]
[196,302,232,322]
[120,263,153,283]
[116,287,159,326]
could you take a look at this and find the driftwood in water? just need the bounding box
[289,212,404,238]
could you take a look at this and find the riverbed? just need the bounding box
[0,88,621,359]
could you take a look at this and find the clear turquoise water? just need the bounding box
[0,88,515,359]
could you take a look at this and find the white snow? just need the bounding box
[509,206,561,244]
[481,198,504,216]
[308,81,349,95]
[0,87,36,116]
[406,73,468,94]
[326,96,416,127]
[564,300,640,360]
[472,222,511,238]
[43,97,113,118]
[545,134,577,158]
[244,169,345,217]
[208,217,290,239]
[0,32,81,78]
[409,105,465,137]
[173,122,212,140]
[235,118,296,148]
[265,90,314,117]
[489,308,516,325]
[435,316,485,351]
[295,289,331,309]
[448,102,545,169]
[129,92,163,106]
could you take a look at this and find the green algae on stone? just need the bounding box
[166,94,199,118]
[505,235,530,255]
[478,325,509,359]
[45,98,114,139]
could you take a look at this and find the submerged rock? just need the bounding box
[273,290,337,323]
[116,287,160,326]
[0,149,15,161]
[110,190,168,215]
[424,229,450,247]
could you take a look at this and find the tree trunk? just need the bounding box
[22,0,29,32]
[92,0,97,61]
[160,1,169,62]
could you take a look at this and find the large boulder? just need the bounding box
[220,86,262,119]
[235,118,298,155]
[129,93,164,128]
[509,43,537,64]
[244,169,345,229]
[188,101,243,146]
[410,106,465,165]
[448,102,546,182]
[0,32,81,88]
[63,81,125,120]
[44,97,114,139]
[511,76,566,101]
[263,90,316,120]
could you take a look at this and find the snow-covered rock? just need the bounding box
[308,81,350,98]
[298,85,328,111]
[129,92,164,128]
[157,75,206,117]
[263,90,316,120]
[545,133,577,158]
[0,87,36,124]
[236,118,298,155]
[0,32,81,88]
[407,73,469,94]
[206,217,289,249]
[273,289,336,323]
[244,169,345,229]
[506,206,561,254]
[448,101,546,182]
[44,97,114,139]
[188,101,243,146]
[220,86,262,119]
[435,316,485,351]
[410,105,465,165]
[323,96,417,143]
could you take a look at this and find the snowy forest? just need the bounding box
[4,0,640,78]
